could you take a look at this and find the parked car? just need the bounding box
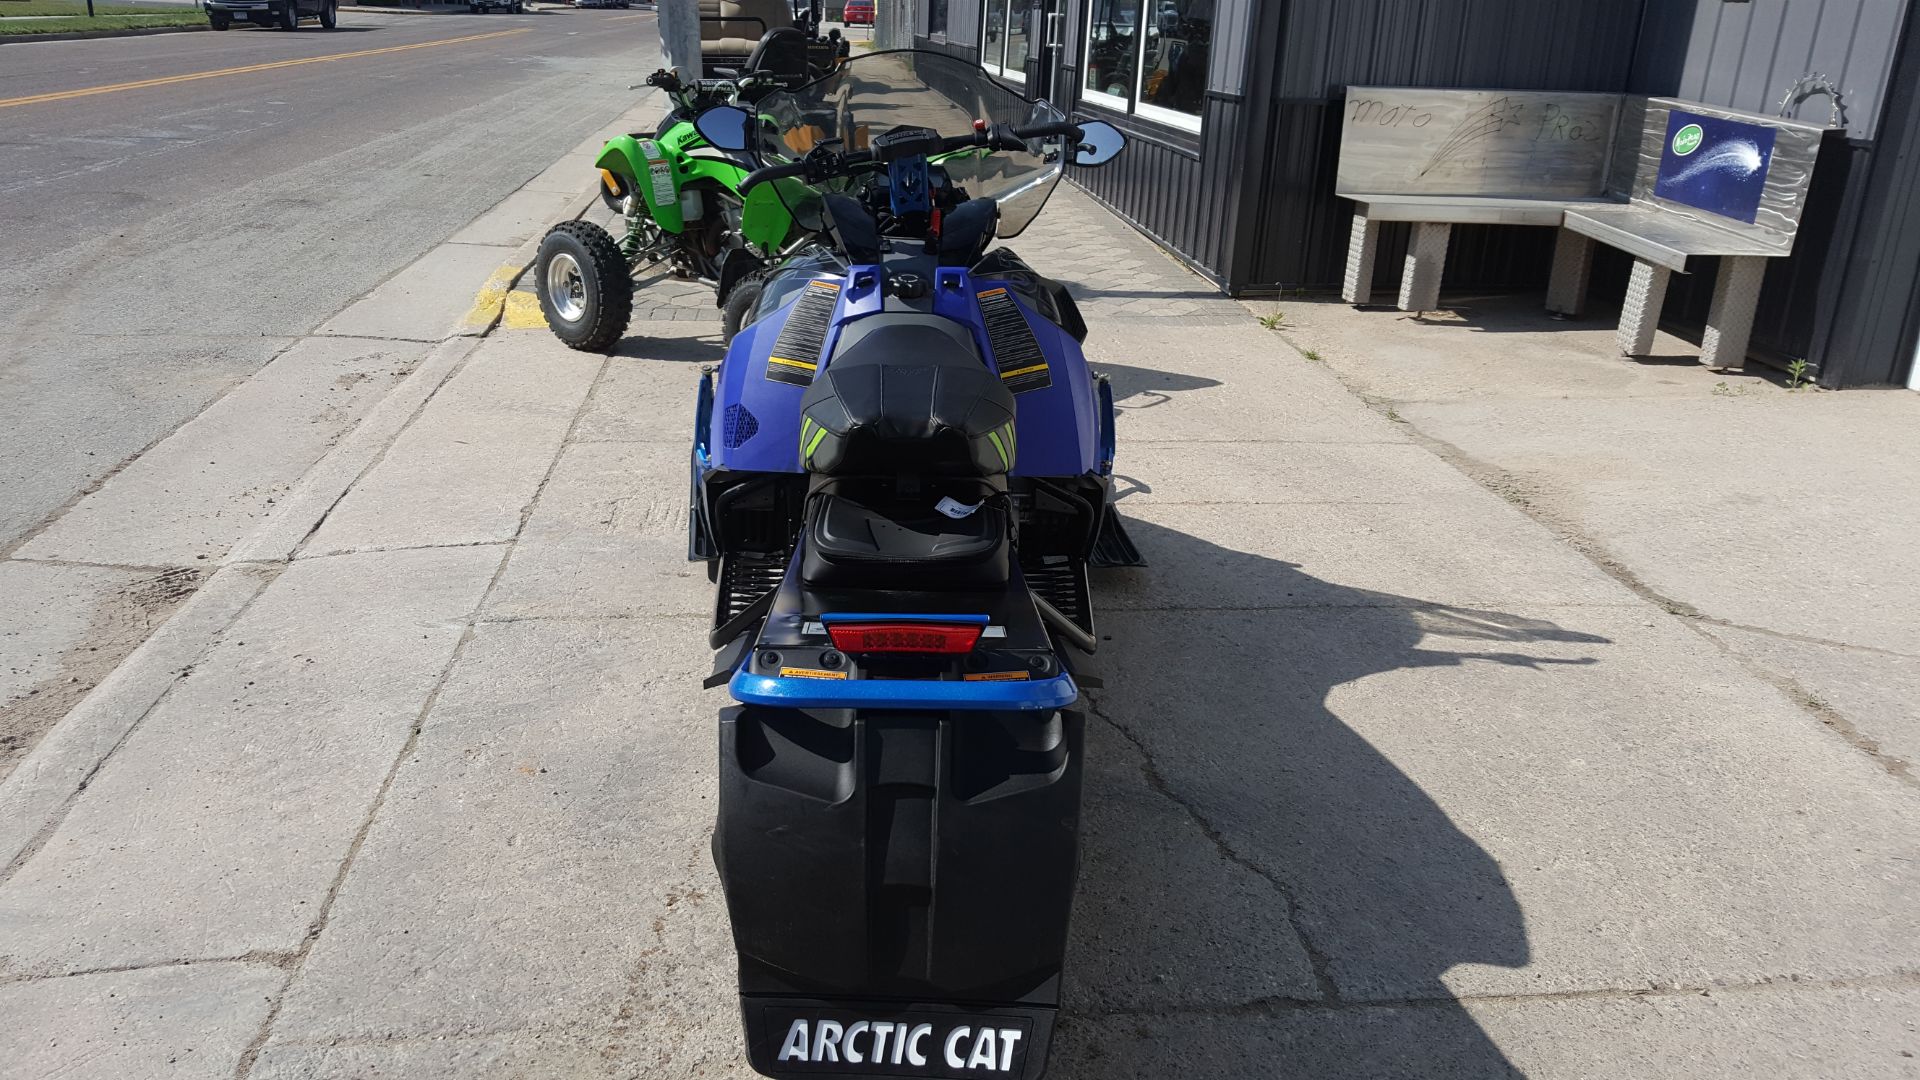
[470,0,523,11]
[206,0,336,30]
[840,0,870,23]
[575,0,631,7]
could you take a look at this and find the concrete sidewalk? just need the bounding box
[2,174,1917,1080]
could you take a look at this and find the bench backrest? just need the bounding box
[1615,98,1830,254]
[1337,88,1621,199]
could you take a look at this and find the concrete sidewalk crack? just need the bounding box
[231,546,514,1079]
[233,351,616,1078]
[1356,405,1920,792]
[0,951,299,986]
[1085,693,1345,1005]
[1075,966,1920,1020]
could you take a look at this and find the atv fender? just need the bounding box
[597,134,685,232]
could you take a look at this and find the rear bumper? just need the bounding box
[717,705,1084,1079]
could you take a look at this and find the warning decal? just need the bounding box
[977,287,1051,394]
[766,280,840,387]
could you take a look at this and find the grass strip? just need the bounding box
[0,11,205,31]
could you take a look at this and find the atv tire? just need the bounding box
[319,0,336,27]
[720,273,766,345]
[537,220,632,353]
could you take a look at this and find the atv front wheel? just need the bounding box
[720,273,765,345]
[536,220,632,353]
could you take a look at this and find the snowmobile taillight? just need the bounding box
[826,621,983,654]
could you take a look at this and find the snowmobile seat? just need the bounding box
[801,486,1010,588]
[797,316,1017,478]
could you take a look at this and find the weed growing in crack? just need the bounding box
[1258,312,1285,330]
[1786,359,1815,391]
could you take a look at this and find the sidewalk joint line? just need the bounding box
[231,547,513,1079]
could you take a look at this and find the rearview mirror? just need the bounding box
[695,106,755,152]
[1073,120,1125,167]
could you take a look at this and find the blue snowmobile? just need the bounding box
[687,50,1131,1080]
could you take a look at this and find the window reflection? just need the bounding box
[1084,0,1137,102]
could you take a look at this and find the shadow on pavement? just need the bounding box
[1097,361,1221,408]
[1055,517,1611,1078]
[610,331,724,363]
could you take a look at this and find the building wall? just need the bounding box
[1817,1,1920,387]
[1631,0,1905,138]
[912,0,1920,384]
[1241,0,1647,292]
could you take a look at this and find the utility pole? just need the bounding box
[656,0,700,82]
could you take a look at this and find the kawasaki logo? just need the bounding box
[1672,123,1704,156]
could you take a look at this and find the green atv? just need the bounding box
[535,64,817,353]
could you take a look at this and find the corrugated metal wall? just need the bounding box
[1632,0,1904,138]
[1817,1,1920,386]
[1243,0,1646,292]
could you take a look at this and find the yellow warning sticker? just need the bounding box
[781,666,849,681]
[963,670,1031,682]
[767,356,819,371]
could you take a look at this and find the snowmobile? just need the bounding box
[686,49,1132,1080]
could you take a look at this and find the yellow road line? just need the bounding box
[0,27,533,111]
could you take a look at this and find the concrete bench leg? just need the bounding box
[1342,208,1379,306]
[1617,259,1671,356]
[1398,222,1451,312]
[1701,255,1767,369]
[1545,229,1594,317]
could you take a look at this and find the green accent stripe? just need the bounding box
[986,429,1010,470]
[805,426,828,461]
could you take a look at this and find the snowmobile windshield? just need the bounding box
[749,49,1069,238]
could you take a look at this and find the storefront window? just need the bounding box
[981,0,1026,80]
[1082,0,1208,130]
[1082,0,1137,108]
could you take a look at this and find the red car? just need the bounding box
[841,0,872,25]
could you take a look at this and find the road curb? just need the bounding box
[0,119,617,869]
[454,184,601,335]
[0,22,209,43]
[0,564,275,873]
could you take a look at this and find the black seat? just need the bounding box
[801,486,1010,588]
[797,316,1017,477]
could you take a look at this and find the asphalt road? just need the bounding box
[0,8,663,549]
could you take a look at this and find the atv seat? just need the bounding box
[797,316,1018,478]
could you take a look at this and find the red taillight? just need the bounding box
[827,622,983,654]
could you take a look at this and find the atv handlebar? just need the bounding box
[738,120,1088,193]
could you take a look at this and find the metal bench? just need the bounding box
[1337,89,1622,313]
[1336,89,1835,368]
[1555,98,1829,367]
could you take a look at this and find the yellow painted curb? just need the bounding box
[457,263,523,331]
[500,290,549,330]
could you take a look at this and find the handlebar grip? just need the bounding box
[740,161,811,193]
[1009,120,1086,143]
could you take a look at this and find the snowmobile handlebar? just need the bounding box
[738,121,1089,193]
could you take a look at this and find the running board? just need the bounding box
[1089,508,1145,568]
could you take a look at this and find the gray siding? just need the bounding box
[1632,0,1909,139]
[1246,0,1647,290]
[1818,2,1920,386]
